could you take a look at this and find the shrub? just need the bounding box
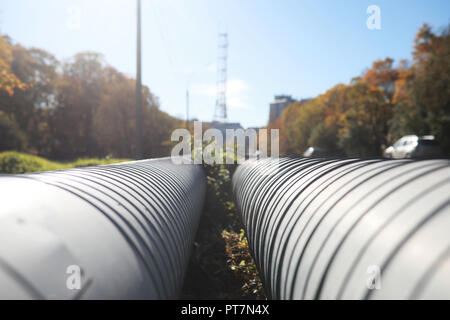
[0,151,130,174]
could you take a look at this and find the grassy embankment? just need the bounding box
[0,151,130,174]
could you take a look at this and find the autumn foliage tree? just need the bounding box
[277,83,390,157]
[0,35,26,96]
[409,24,450,154]
[273,23,450,158]
[0,35,182,160]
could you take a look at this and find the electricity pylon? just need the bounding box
[213,33,228,122]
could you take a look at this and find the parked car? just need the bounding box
[303,146,327,158]
[383,135,441,159]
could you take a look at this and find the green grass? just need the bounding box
[180,163,266,299]
[0,151,131,174]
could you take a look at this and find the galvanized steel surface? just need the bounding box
[232,157,450,299]
[0,158,206,299]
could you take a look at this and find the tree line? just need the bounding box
[268,24,450,157]
[1,23,448,161]
[0,34,181,160]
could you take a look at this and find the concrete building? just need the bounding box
[211,121,243,137]
[269,95,296,124]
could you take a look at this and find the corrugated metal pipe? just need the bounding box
[232,157,450,299]
[0,157,205,299]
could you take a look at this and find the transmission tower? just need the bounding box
[214,33,228,122]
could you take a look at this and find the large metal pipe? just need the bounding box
[232,157,450,299]
[0,158,205,299]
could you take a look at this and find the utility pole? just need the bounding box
[135,0,143,159]
[186,89,190,130]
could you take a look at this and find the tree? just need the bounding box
[0,34,184,160]
[0,35,26,96]
[94,68,136,158]
[337,83,390,157]
[93,66,181,159]
[0,111,27,151]
[51,52,107,159]
[9,46,58,155]
[278,83,390,158]
[390,24,450,155]
[279,99,324,155]
[361,58,398,104]
[412,24,450,154]
[276,23,449,158]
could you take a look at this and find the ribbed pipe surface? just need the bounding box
[232,157,450,300]
[0,157,205,299]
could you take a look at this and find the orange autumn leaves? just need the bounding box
[0,36,26,96]
[269,23,450,157]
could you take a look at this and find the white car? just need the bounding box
[303,146,327,158]
[384,135,441,159]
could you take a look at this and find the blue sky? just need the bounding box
[1,0,449,128]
